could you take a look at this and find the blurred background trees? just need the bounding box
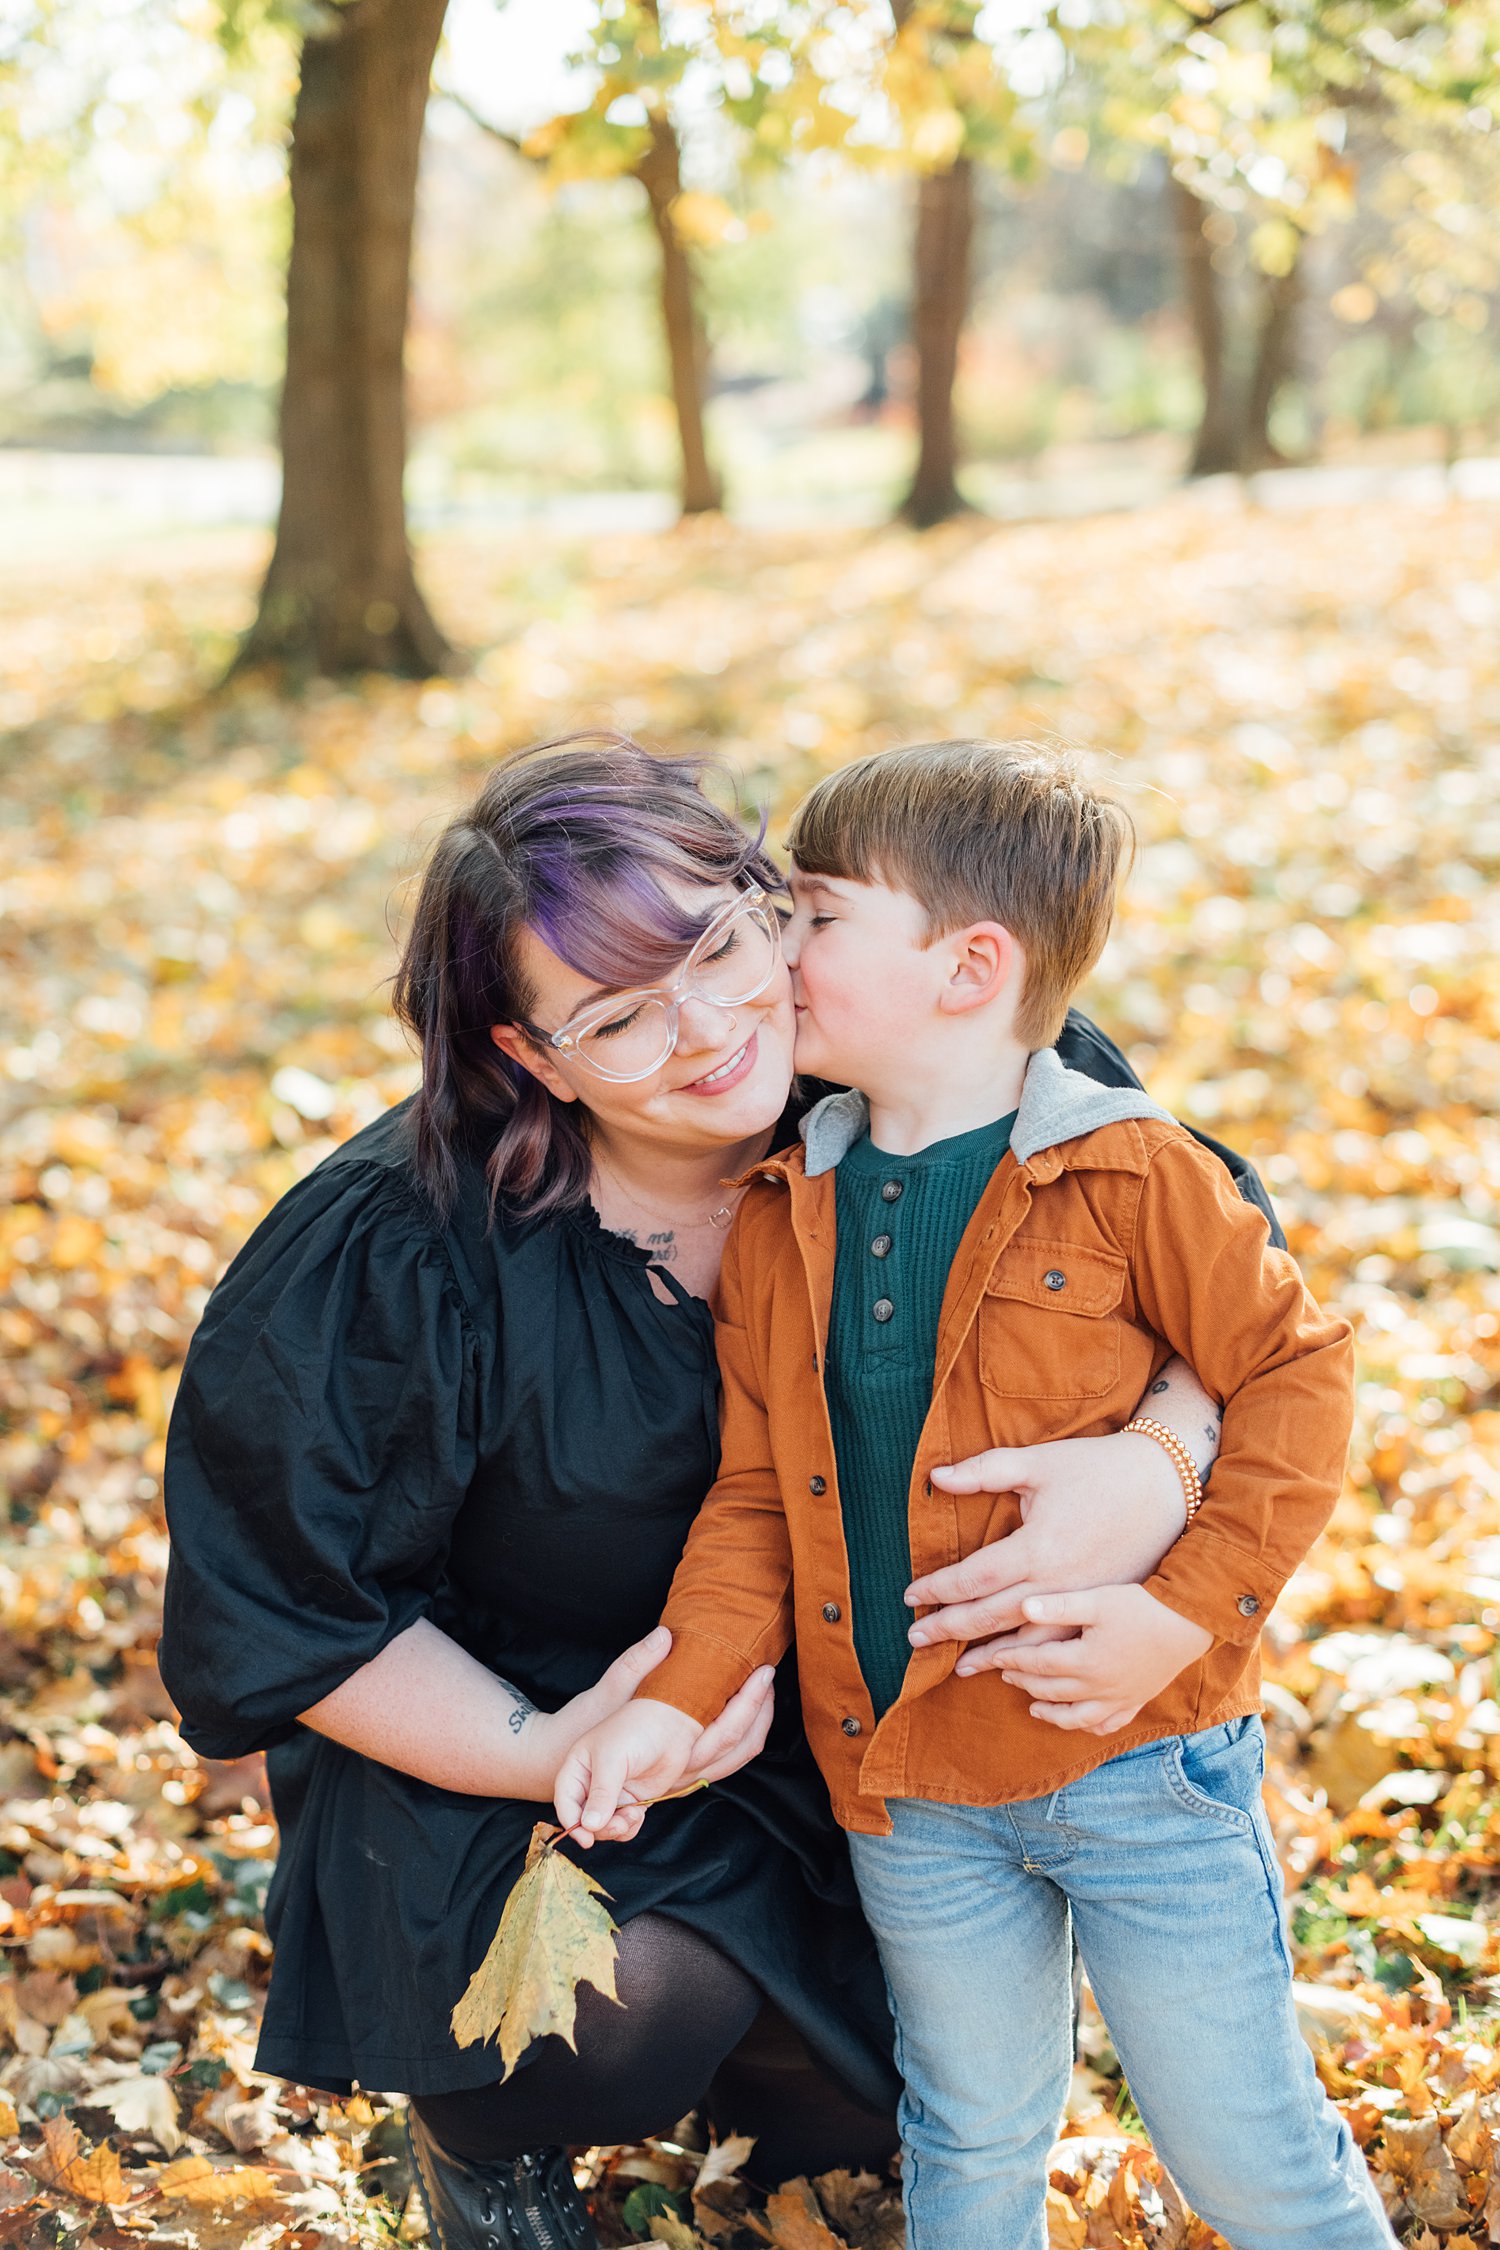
[5,0,1500,674]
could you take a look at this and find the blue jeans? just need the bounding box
[847,1718,1396,2250]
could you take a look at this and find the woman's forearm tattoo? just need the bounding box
[499,1680,536,1736]
[1146,1375,1220,1480]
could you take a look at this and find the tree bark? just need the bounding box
[1241,254,1302,470]
[899,157,975,528]
[1170,171,1238,480]
[236,0,455,680]
[636,112,722,516]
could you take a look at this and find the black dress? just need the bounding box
[158,1011,1280,2103]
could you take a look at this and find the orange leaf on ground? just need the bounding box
[766,2177,847,2248]
[34,2117,126,2206]
[152,2154,284,2206]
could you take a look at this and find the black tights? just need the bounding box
[412,1914,896,2187]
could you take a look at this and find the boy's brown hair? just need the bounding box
[787,739,1134,1048]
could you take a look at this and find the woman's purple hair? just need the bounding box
[391,733,783,1224]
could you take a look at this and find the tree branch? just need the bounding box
[443,87,532,159]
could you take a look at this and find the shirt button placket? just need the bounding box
[874,1179,902,1327]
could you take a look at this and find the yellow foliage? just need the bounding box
[451,1822,621,2075]
[3,498,1500,2246]
[35,2117,126,2206]
[153,2154,284,2205]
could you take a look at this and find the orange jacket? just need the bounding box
[645,1050,1354,1833]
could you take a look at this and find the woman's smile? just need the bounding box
[679,1029,759,1094]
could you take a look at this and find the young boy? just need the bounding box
[555,742,1395,2250]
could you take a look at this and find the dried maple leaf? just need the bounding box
[98,2071,183,2155]
[807,2169,902,2250]
[14,1971,77,2028]
[766,2177,847,2248]
[450,1821,619,2076]
[1045,2183,1087,2249]
[33,2115,126,2206]
[152,2153,283,2206]
[649,2216,706,2249]
[694,2134,757,2197]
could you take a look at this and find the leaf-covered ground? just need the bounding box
[2,494,1499,2247]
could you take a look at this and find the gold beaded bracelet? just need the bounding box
[1121,1416,1205,1526]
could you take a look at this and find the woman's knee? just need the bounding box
[415,1915,761,2164]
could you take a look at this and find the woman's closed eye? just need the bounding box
[591,1003,646,1040]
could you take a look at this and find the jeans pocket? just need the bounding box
[1166,1718,1264,1830]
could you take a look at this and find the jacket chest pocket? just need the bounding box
[979,1238,1128,1401]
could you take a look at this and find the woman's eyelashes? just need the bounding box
[593,1006,644,1040]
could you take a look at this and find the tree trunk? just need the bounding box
[236,0,455,679]
[899,157,975,528]
[1170,171,1238,480]
[1241,254,1302,471]
[636,112,722,517]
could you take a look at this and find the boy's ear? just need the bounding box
[937,923,1020,1016]
[490,1021,580,1104]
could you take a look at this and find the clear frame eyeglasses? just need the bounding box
[520,885,783,1084]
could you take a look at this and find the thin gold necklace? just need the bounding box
[592,1151,740,1235]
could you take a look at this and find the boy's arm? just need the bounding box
[635,1207,797,1725]
[1127,1131,1354,1645]
[999,1137,1351,1733]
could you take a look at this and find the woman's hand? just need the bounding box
[906,1439,1185,1672]
[990,1585,1214,1734]
[512,1626,683,1828]
[903,1355,1222,1675]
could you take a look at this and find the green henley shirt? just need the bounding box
[824,1110,1017,1717]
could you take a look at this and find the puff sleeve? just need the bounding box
[159,1160,481,1759]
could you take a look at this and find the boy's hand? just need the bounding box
[553,1669,776,1846]
[986,1585,1214,1735]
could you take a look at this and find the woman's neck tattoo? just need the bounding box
[616,1226,678,1265]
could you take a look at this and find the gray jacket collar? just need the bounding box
[798,1045,1174,1179]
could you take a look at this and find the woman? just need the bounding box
[160,737,1277,2250]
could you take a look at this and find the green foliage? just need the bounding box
[621,2181,693,2234]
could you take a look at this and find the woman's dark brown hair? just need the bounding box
[391,734,780,1223]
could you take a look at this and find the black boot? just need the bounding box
[406,2110,600,2250]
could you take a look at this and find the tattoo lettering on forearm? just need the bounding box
[500,1681,536,1737]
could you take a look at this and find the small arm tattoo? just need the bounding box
[1150,1378,1169,1395]
[500,1681,536,1737]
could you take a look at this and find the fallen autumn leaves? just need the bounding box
[1,491,1499,2243]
